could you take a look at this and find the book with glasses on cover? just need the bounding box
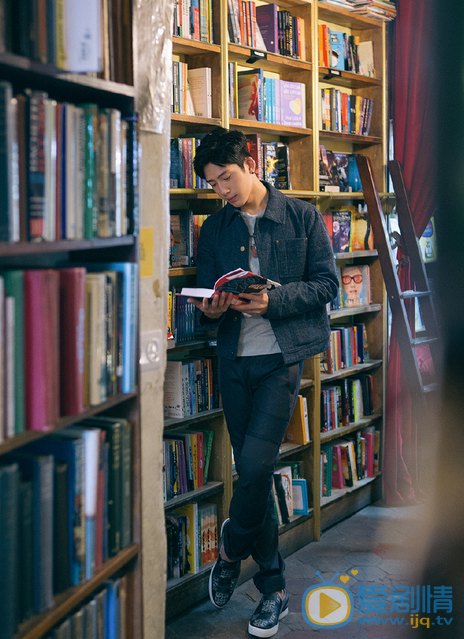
[181,268,280,306]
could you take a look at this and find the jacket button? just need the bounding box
[240,246,245,251]
[233,316,238,322]
[230,351,234,356]
[276,240,279,243]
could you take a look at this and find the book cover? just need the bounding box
[237,68,263,121]
[273,472,290,524]
[285,395,310,445]
[187,67,212,118]
[332,210,351,253]
[246,133,262,180]
[181,267,280,307]
[26,90,47,241]
[280,80,306,128]
[262,141,279,188]
[292,478,309,515]
[274,465,293,517]
[3,271,24,435]
[329,29,344,70]
[350,205,374,251]
[277,142,291,190]
[255,3,278,53]
[332,152,350,192]
[63,0,101,72]
[174,502,200,574]
[331,445,344,489]
[54,461,70,594]
[358,40,374,77]
[0,463,19,636]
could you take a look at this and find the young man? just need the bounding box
[190,128,338,637]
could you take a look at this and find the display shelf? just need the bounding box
[169,189,220,199]
[230,118,312,137]
[319,130,382,145]
[0,391,138,456]
[318,4,383,29]
[320,474,380,508]
[167,339,217,352]
[300,377,315,390]
[169,267,197,277]
[171,113,222,127]
[319,67,382,89]
[164,407,224,430]
[228,43,312,73]
[17,545,139,639]
[164,481,224,511]
[328,304,382,319]
[320,414,382,444]
[278,512,314,535]
[320,359,383,383]
[335,250,378,260]
[166,561,214,593]
[0,235,135,257]
[172,36,221,55]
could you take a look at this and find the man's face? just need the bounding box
[204,159,254,208]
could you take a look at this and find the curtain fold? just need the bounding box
[386,0,437,504]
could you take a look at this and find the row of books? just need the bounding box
[322,323,369,374]
[172,0,215,43]
[47,576,127,639]
[0,83,139,242]
[172,64,212,119]
[164,358,219,419]
[168,292,205,345]
[319,25,374,77]
[321,374,374,431]
[318,0,397,22]
[330,264,372,311]
[230,65,307,128]
[169,210,207,268]
[271,462,310,525]
[166,501,218,579]
[0,264,137,442]
[323,206,374,252]
[321,426,380,498]
[321,89,374,136]
[319,147,362,193]
[170,137,212,190]
[0,416,132,636]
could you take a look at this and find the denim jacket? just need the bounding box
[196,183,339,365]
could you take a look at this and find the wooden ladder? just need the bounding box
[355,156,440,410]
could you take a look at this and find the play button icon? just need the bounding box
[320,592,342,618]
[302,585,353,628]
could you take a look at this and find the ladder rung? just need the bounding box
[400,290,431,299]
[412,336,439,346]
[423,383,439,393]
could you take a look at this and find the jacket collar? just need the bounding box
[224,182,287,226]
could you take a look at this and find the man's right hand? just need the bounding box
[187,291,234,319]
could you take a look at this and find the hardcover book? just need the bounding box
[332,210,351,253]
[350,206,374,251]
[237,68,263,121]
[280,80,306,128]
[255,3,278,53]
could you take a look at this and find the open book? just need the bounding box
[181,268,280,306]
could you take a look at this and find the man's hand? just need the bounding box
[187,291,234,319]
[235,292,269,315]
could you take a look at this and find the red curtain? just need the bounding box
[385,0,437,503]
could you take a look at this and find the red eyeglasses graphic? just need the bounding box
[342,274,362,284]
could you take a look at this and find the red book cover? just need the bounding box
[364,432,375,477]
[246,133,263,180]
[193,1,200,40]
[322,212,333,245]
[24,270,54,431]
[245,1,252,46]
[196,431,204,487]
[59,268,86,416]
[238,0,245,44]
[251,1,257,48]
[332,445,344,489]
[43,269,60,426]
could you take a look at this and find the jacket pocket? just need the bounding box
[275,238,308,279]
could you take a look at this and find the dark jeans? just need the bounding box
[218,353,303,594]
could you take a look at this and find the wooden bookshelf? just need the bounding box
[166,0,388,618]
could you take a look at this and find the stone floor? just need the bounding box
[165,501,430,638]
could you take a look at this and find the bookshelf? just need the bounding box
[166,0,387,618]
[0,5,142,639]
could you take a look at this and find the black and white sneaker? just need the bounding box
[208,518,241,608]
[248,590,289,638]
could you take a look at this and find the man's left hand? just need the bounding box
[235,292,269,315]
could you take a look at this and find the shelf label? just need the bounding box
[140,227,154,278]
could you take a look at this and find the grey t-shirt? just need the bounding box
[236,210,281,357]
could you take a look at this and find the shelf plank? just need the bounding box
[320,359,383,382]
[319,130,382,144]
[279,441,312,457]
[230,118,312,137]
[320,414,382,443]
[0,235,135,257]
[335,250,378,260]
[164,481,224,511]
[166,560,214,592]
[318,4,385,28]
[278,511,314,535]
[329,304,382,319]
[167,339,217,352]
[171,113,222,127]
[0,391,138,456]
[164,407,223,430]
[319,67,381,89]
[169,188,220,199]
[17,545,139,639]
[172,37,221,55]
[169,267,197,277]
[320,474,381,508]
[228,44,312,73]
[299,377,314,389]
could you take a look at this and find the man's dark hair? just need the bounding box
[193,127,251,180]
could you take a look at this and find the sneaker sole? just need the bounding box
[208,519,230,609]
[247,605,288,638]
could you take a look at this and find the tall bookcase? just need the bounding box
[166,0,387,618]
[0,14,142,639]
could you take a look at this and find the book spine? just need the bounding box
[27,90,47,241]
